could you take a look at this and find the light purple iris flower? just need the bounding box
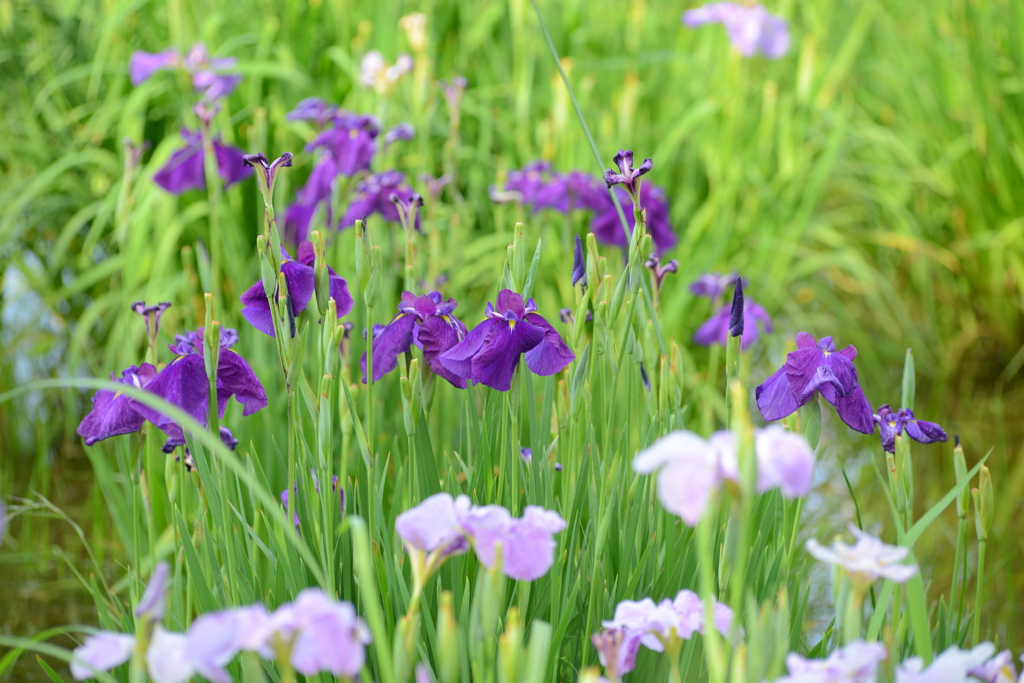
[239,240,354,337]
[129,43,241,100]
[683,3,791,59]
[396,494,566,581]
[128,328,267,439]
[873,404,948,454]
[77,364,158,446]
[968,649,1018,683]
[689,272,735,300]
[129,49,180,85]
[633,427,814,525]
[340,171,420,230]
[806,525,918,590]
[135,561,171,623]
[590,182,677,253]
[384,122,416,147]
[361,291,467,387]
[71,632,136,681]
[306,112,380,176]
[601,589,734,655]
[153,129,252,194]
[897,644,996,683]
[183,606,269,683]
[489,161,553,205]
[693,297,773,350]
[591,628,644,679]
[774,640,887,683]
[532,170,608,213]
[286,97,339,127]
[438,290,575,392]
[755,332,874,434]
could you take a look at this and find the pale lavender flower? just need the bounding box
[71,632,136,680]
[601,589,733,653]
[775,640,887,683]
[591,628,644,679]
[806,525,918,591]
[968,649,1018,683]
[184,607,261,683]
[689,272,735,300]
[135,561,171,622]
[683,3,790,59]
[754,426,814,498]
[384,122,416,147]
[0,498,6,541]
[459,503,567,581]
[897,644,995,683]
[146,625,193,683]
[395,492,470,556]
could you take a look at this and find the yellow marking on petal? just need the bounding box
[349,128,358,139]
[823,350,831,356]
[441,315,451,324]
[509,320,516,330]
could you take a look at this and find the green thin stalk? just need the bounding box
[973,539,986,644]
[198,122,223,312]
[697,509,725,683]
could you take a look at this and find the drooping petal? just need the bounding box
[216,349,269,417]
[395,493,469,554]
[523,312,575,376]
[135,561,170,622]
[360,313,418,382]
[240,281,275,336]
[655,441,722,526]
[281,257,316,317]
[693,306,729,347]
[70,632,136,680]
[290,601,370,677]
[130,49,179,85]
[877,411,901,453]
[146,626,194,683]
[438,319,499,381]
[77,364,158,446]
[754,426,814,498]
[755,364,799,422]
[184,610,245,683]
[131,354,210,429]
[459,504,515,569]
[829,384,875,435]
[500,506,567,581]
[470,318,546,391]
[328,271,355,318]
[784,347,855,404]
[154,143,206,194]
[903,416,948,445]
[759,15,791,59]
[418,314,468,388]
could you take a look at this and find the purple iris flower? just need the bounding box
[162,425,239,454]
[384,122,416,147]
[683,3,790,59]
[689,272,735,300]
[438,290,575,392]
[458,503,567,581]
[603,150,652,202]
[129,43,241,100]
[340,171,420,230]
[532,171,608,213]
[131,301,171,338]
[71,632,136,680]
[77,364,159,446]
[153,129,252,194]
[130,49,179,85]
[755,332,874,434]
[129,328,268,437]
[489,161,552,206]
[286,97,339,127]
[395,493,471,558]
[693,280,772,350]
[284,154,339,242]
[776,641,888,683]
[306,112,380,176]
[360,292,467,387]
[873,405,948,453]
[135,561,170,623]
[239,240,353,337]
[645,253,679,291]
[590,182,677,253]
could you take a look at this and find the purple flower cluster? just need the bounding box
[489,160,678,253]
[874,404,947,453]
[361,291,468,387]
[340,171,421,232]
[130,43,241,100]
[438,290,575,392]
[395,493,566,581]
[593,590,735,677]
[77,326,266,452]
[72,563,369,682]
[633,426,815,526]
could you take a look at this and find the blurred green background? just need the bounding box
[1,0,1022,676]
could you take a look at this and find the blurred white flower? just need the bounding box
[806,525,917,592]
[400,13,428,53]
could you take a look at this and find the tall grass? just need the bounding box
[1,0,1022,680]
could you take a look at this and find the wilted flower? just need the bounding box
[968,649,1018,683]
[71,632,136,681]
[341,171,420,230]
[873,405,948,453]
[129,328,268,437]
[77,364,158,446]
[590,182,677,252]
[693,292,772,350]
[806,525,918,592]
[774,640,888,683]
[459,503,567,581]
[683,3,790,59]
[897,644,996,683]
[438,289,575,391]
[603,150,652,204]
[633,427,814,525]
[285,97,339,127]
[384,122,416,147]
[689,272,735,300]
[755,332,874,434]
[154,129,252,194]
[572,234,587,287]
[240,240,354,337]
[644,253,679,291]
[361,291,467,387]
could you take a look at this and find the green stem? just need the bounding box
[973,539,986,644]
[952,516,968,635]
[697,511,725,683]
[843,590,864,644]
[198,123,223,312]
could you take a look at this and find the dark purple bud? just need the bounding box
[640,361,651,391]
[520,447,532,463]
[554,463,563,471]
[559,308,574,324]
[572,234,587,287]
[955,434,961,447]
[384,122,415,147]
[728,277,744,338]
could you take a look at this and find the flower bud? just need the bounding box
[257,235,277,299]
[497,607,523,683]
[975,465,994,540]
[437,592,459,683]
[953,436,968,518]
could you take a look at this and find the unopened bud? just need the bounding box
[953,436,968,518]
[437,592,459,683]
